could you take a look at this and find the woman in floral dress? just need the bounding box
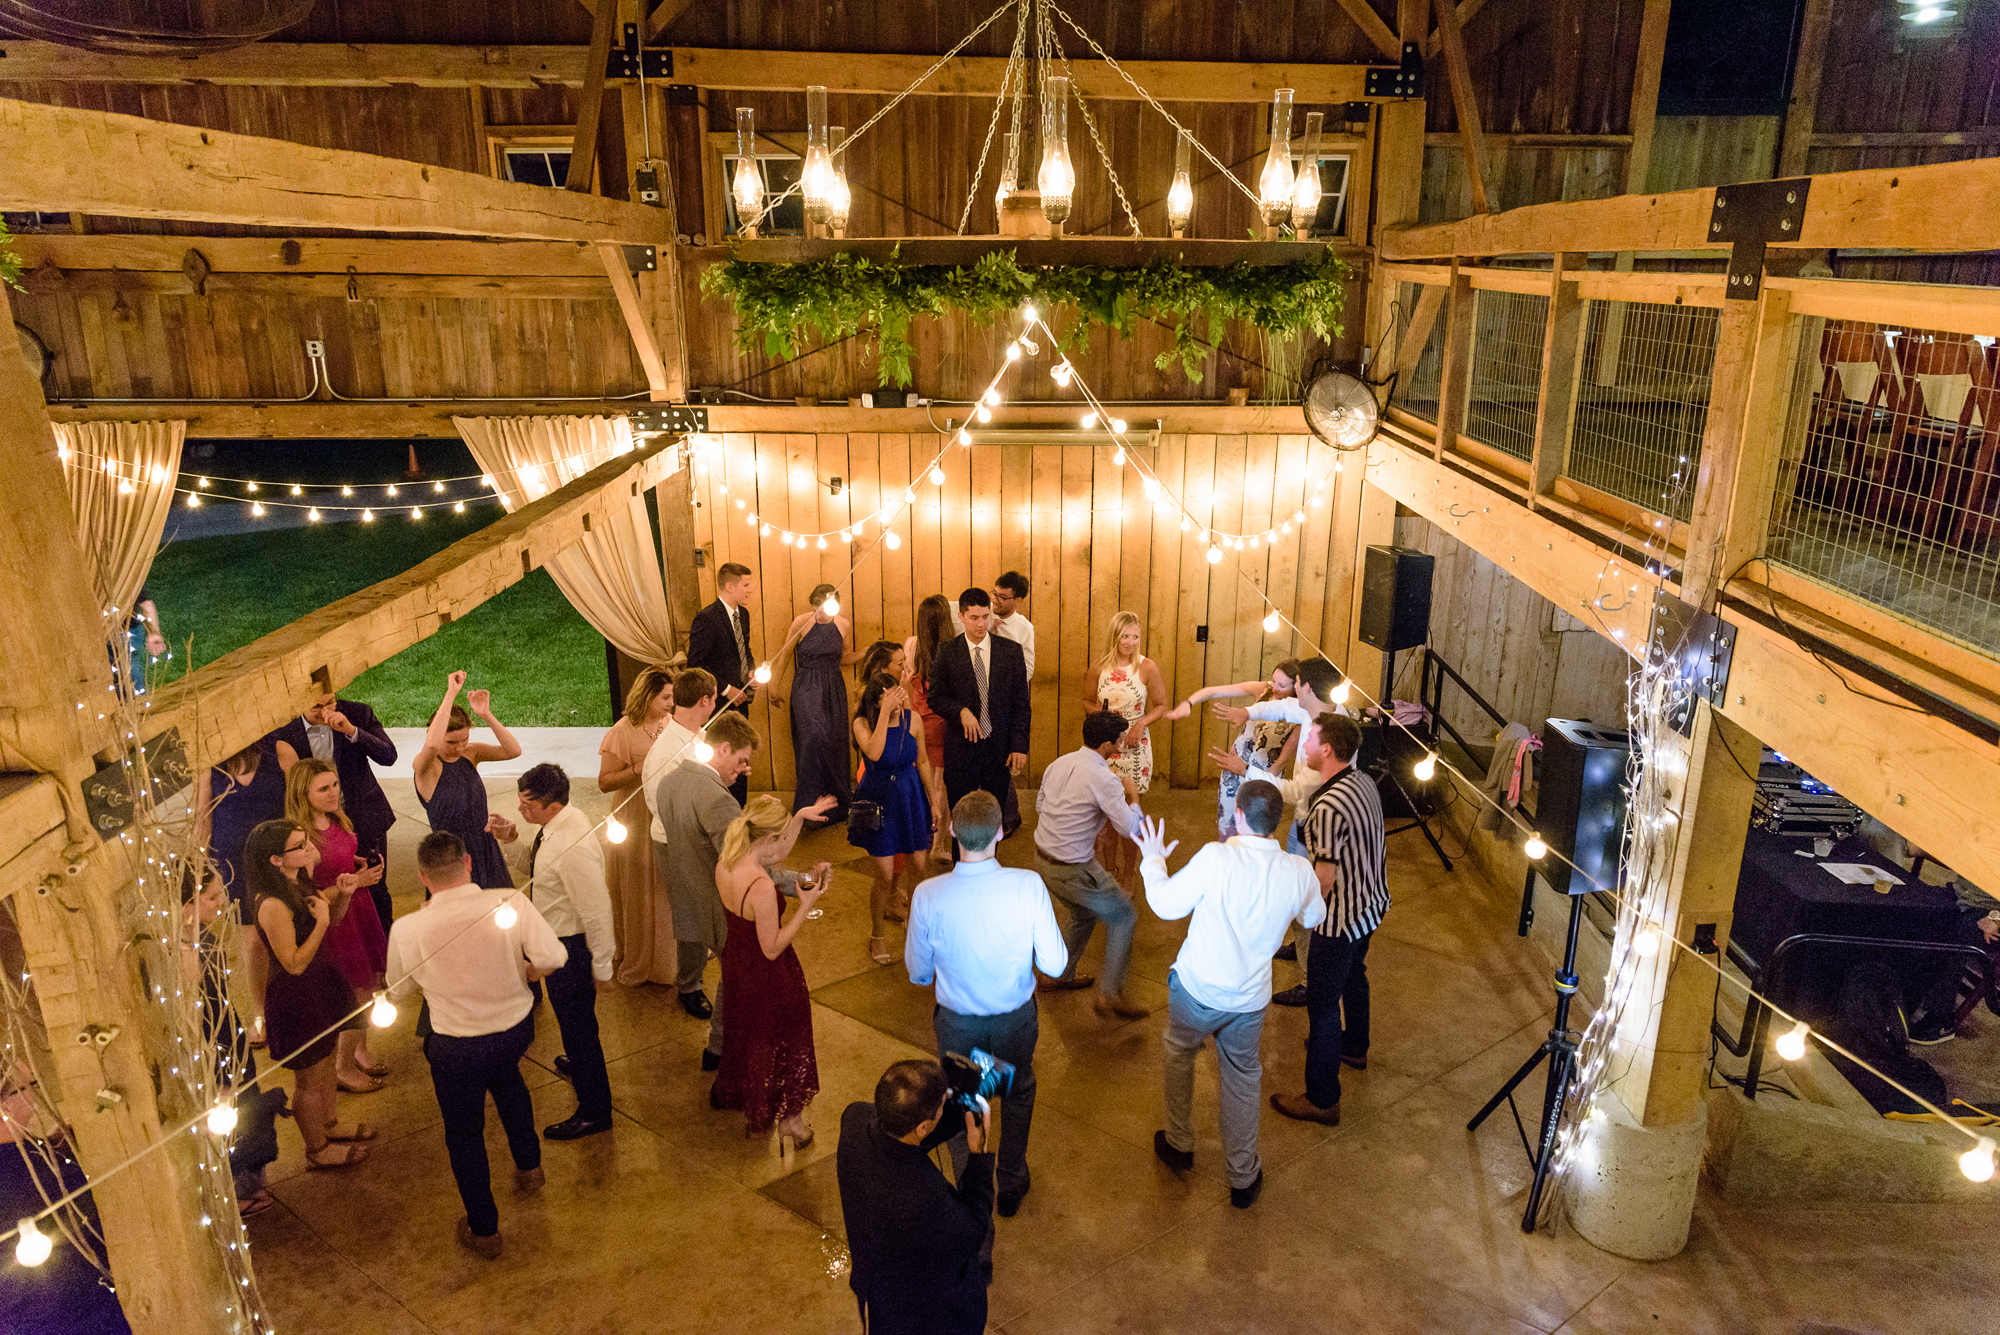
[1084,611,1169,889]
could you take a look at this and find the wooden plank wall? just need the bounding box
[1425,0,1649,138]
[1392,514,1634,750]
[685,431,1348,793]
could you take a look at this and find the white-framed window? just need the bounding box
[721,154,808,237]
[501,145,574,188]
[1302,153,1352,236]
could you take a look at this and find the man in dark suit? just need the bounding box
[837,1058,995,1335]
[272,690,398,927]
[925,587,1030,854]
[684,561,760,804]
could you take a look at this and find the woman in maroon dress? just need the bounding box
[903,593,954,861]
[711,796,830,1146]
[287,759,389,1093]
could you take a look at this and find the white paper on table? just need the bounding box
[1819,862,1905,886]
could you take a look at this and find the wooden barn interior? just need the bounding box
[2,0,1998,1330]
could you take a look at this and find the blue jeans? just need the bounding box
[1038,854,1137,998]
[1162,972,1266,1189]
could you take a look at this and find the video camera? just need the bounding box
[942,1048,1015,1115]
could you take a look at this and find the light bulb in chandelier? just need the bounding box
[801,86,835,224]
[1961,1136,1997,1183]
[493,900,518,930]
[1523,833,1547,860]
[754,663,773,684]
[1775,1020,1809,1062]
[1257,88,1296,227]
[206,1101,238,1135]
[930,464,947,485]
[1262,610,1281,634]
[1038,76,1075,226]
[14,1217,51,1267]
[731,107,764,226]
[1166,130,1194,234]
[605,814,628,844]
[1290,112,1324,235]
[370,990,397,1028]
[1412,753,1437,782]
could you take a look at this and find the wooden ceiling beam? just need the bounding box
[0,98,665,242]
[1429,0,1491,214]
[1331,0,1401,60]
[9,235,604,275]
[24,271,613,299]
[0,41,1382,102]
[565,0,618,193]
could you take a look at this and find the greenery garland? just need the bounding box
[0,219,22,292]
[698,245,1351,388]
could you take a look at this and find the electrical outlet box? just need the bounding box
[305,340,325,358]
[1195,625,1209,642]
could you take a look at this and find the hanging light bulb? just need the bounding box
[930,464,947,485]
[976,405,994,423]
[885,530,902,550]
[1051,362,1074,388]
[480,474,494,488]
[1166,131,1194,236]
[206,1101,238,1135]
[760,523,771,537]
[1248,534,1260,549]
[1081,411,1099,429]
[1022,303,1038,323]
[197,476,210,488]
[1196,528,1209,543]
[694,739,715,762]
[1413,753,1437,781]
[825,126,852,236]
[802,86,835,227]
[1005,342,1023,362]
[386,484,399,497]
[732,107,764,235]
[250,502,265,517]
[1291,111,1324,236]
[370,990,397,1027]
[1038,75,1075,231]
[117,478,135,494]
[1960,1135,1992,1183]
[342,484,354,496]
[1329,679,1351,705]
[1205,545,1222,564]
[454,501,466,514]
[754,663,773,684]
[1111,418,1128,434]
[605,813,629,844]
[1523,833,1548,859]
[433,480,446,493]
[1179,515,1191,532]
[1258,88,1296,231]
[1112,448,1126,466]
[957,428,972,446]
[307,507,321,522]
[186,493,200,508]
[840,529,853,544]
[245,481,259,492]
[290,484,303,496]
[362,509,375,522]
[816,534,829,549]
[493,900,518,930]
[823,595,842,616]
[14,1217,51,1267]
[410,507,422,520]
[1775,1021,1810,1062]
[1262,610,1281,634]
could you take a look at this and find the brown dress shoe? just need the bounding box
[456,1217,503,1259]
[1038,974,1095,993]
[515,1166,545,1193]
[1269,1092,1341,1125]
[1094,994,1151,1020]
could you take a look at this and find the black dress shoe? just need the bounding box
[553,1055,573,1081]
[1272,941,1298,962]
[1153,1130,1194,1172]
[1340,1052,1368,1070]
[1271,985,1309,1007]
[1230,1169,1264,1209]
[996,1169,1030,1218]
[700,1048,721,1072]
[680,991,713,1020]
[543,1115,612,1141]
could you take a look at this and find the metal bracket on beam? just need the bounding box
[620,244,658,274]
[1364,42,1424,99]
[1708,178,1810,301]
[1649,588,1738,736]
[610,24,673,79]
[82,728,192,836]
[627,405,709,438]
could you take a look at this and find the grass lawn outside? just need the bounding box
[145,510,612,727]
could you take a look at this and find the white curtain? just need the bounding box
[53,420,186,617]
[452,414,680,666]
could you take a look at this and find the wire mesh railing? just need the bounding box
[1462,289,1549,462]
[1765,318,2000,654]
[1392,281,1446,425]
[1566,299,1719,520]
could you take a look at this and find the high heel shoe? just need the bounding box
[868,936,894,966]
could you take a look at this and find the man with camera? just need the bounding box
[1136,780,1325,1208]
[905,790,1067,1219]
[837,1058,996,1335]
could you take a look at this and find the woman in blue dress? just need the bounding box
[769,583,856,821]
[413,670,522,890]
[849,671,937,966]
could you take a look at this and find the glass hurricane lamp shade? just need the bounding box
[1290,111,1323,235]
[825,126,852,234]
[1038,76,1075,226]
[995,129,1020,218]
[1257,88,1295,228]
[1166,131,1193,235]
[801,86,835,224]
[731,107,763,229]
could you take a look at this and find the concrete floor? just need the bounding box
[240,760,1998,1334]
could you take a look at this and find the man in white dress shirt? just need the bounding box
[641,667,723,1020]
[386,831,569,1259]
[1033,711,1150,1019]
[490,763,616,1142]
[906,791,1068,1219]
[1138,781,1324,1209]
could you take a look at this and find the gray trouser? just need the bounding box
[1162,971,1266,1190]
[1037,853,1136,999]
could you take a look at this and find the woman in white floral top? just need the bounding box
[1085,611,1169,888]
[1182,660,1302,837]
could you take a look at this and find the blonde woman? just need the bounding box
[1085,612,1169,886]
[287,759,389,1092]
[711,796,831,1146]
[598,666,678,985]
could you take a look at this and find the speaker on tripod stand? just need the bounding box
[1355,546,1450,868]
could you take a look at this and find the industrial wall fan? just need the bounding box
[1302,369,1379,451]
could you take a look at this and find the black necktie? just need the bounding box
[529,827,544,883]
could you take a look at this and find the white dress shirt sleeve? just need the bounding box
[1297,870,1330,932]
[1013,617,1036,681]
[1027,878,1068,979]
[1244,760,1315,807]
[517,897,571,974]
[384,919,418,1001]
[1246,699,1311,726]
[1141,844,1210,922]
[556,816,618,980]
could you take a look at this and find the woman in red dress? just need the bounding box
[711,795,831,1147]
[903,593,954,859]
[287,759,389,1093]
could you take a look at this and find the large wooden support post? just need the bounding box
[655,464,701,654]
[616,59,689,401]
[1433,259,1475,459]
[0,324,239,1326]
[1776,0,1833,178]
[1529,252,1586,502]
[1683,289,1796,606]
[1430,0,1491,214]
[1598,0,1673,384]
[566,0,617,193]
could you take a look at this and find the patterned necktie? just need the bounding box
[731,605,752,682]
[974,641,992,735]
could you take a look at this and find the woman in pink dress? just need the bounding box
[598,666,679,985]
[1084,611,1170,890]
[286,759,389,1093]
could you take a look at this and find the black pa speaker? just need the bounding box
[1537,718,1631,897]
[1358,546,1434,653]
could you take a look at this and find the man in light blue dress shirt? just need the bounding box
[906,791,1067,1219]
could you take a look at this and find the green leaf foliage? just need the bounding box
[0,219,22,293]
[698,245,1350,388]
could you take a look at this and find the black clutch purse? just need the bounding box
[849,799,884,835]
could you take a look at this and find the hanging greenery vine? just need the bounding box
[0,219,23,292]
[698,246,1351,388]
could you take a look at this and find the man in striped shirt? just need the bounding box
[1270,713,1388,1127]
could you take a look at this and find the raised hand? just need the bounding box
[1205,747,1249,777]
[1211,703,1250,727]
[805,794,839,821]
[325,708,355,736]
[333,872,360,897]
[1166,700,1192,721]
[485,813,517,843]
[1134,815,1179,863]
[466,688,492,716]
[447,670,467,693]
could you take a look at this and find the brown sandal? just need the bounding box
[337,1072,384,1094]
[323,1122,377,1143]
[306,1143,371,1170]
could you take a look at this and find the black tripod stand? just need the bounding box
[1368,646,1452,869]
[1467,866,1584,1233]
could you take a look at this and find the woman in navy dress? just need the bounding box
[413,671,522,890]
[849,672,937,965]
[769,583,855,821]
[205,739,288,1045]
